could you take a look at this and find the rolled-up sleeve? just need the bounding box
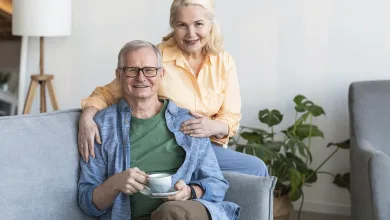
[212,58,242,145]
[189,138,229,202]
[78,142,111,216]
[81,78,122,110]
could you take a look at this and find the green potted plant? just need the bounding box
[229,95,350,220]
[0,71,11,92]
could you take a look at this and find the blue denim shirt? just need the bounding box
[78,99,240,220]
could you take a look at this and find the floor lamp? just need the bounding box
[12,0,71,114]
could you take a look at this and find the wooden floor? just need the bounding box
[289,211,350,220]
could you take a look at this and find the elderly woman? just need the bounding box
[79,0,268,177]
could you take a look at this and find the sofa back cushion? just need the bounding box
[0,109,96,220]
[349,80,390,155]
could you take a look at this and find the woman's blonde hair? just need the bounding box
[162,0,224,55]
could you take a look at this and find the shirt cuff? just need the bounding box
[210,136,229,146]
[213,114,240,145]
[85,185,111,216]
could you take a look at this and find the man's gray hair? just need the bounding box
[117,40,162,69]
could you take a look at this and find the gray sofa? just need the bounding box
[0,108,276,220]
[349,80,390,220]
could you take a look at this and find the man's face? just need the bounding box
[118,47,164,101]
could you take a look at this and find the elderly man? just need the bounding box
[78,40,240,220]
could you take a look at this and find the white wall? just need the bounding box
[23,0,390,215]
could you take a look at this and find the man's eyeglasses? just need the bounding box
[120,67,160,78]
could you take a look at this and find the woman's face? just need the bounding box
[173,5,212,55]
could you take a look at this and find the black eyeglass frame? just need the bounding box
[120,67,161,78]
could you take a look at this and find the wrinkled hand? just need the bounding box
[166,180,192,201]
[78,116,101,162]
[112,167,148,195]
[180,111,220,138]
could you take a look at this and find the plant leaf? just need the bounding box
[333,172,350,192]
[288,168,303,201]
[274,182,289,196]
[284,134,312,162]
[295,112,310,126]
[264,141,284,152]
[238,143,277,165]
[235,145,245,153]
[296,140,307,157]
[288,124,324,140]
[293,95,306,106]
[240,132,263,143]
[305,169,317,183]
[327,139,350,149]
[273,160,289,182]
[296,139,313,163]
[295,105,306,113]
[294,95,307,113]
[306,105,326,117]
[258,109,283,127]
[289,188,302,201]
[253,145,269,162]
[289,168,303,193]
[240,126,270,136]
[294,95,326,117]
[286,152,308,173]
[285,138,296,152]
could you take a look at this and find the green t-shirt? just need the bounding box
[129,100,185,219]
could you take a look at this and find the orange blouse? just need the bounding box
[81,38,242,145]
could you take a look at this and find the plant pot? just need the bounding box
[273,194,293,220]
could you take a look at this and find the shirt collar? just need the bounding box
[118,98,178,116]
[207,54,217,66]
[162,37,217,66]
[162,38,183,62]
[118,98,131,114]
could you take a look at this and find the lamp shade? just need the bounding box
[12,0,71,37]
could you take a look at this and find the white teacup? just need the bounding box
[147,173,172,193]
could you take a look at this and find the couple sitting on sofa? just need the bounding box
[78,40,241,220]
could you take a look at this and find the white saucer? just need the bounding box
[140,188,179,198]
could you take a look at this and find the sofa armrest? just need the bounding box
[369,144,390,220]
[351,139,390,220]
[223,172,277,220]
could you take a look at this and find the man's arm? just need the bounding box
[78,141,112,216]
[190,184,205,199]
[92,168,148,210]
[91,176,120,211]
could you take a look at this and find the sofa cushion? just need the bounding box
[349,80,390,155]
[223,172,276,220]
[0,109,96,220]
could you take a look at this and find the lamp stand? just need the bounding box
[23,37,59,114]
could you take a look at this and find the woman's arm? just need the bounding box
[79,78,122,162]
[211,57,242,145]
[78,106,99,162]
[81,78,122,110]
